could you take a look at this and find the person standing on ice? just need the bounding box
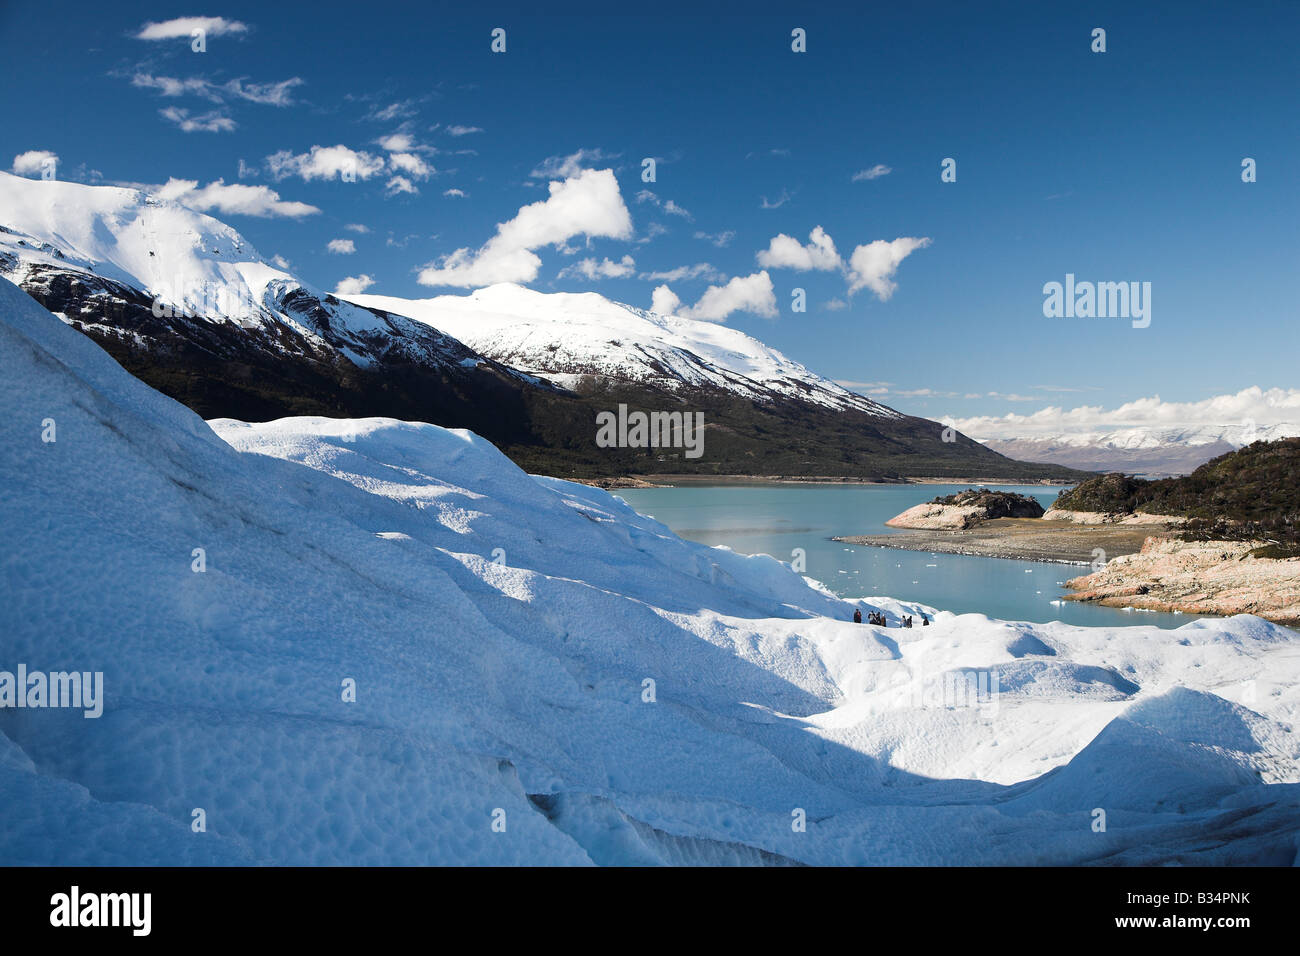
[853,608,862,624]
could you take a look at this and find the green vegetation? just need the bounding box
[929,488,1046,518]
[1054,439,1300,545]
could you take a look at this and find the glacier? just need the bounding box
[2,274,1299,866]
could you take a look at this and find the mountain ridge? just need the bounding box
[980,423,1300,477]
[0,171,1084,481]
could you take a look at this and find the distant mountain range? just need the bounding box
[0,171,1084,482]
[980,423,1300,477]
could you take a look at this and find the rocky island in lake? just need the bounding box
[840,440,1300,624]
[884,488,1045,530]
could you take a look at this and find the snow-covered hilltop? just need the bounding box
[0,171,514,376]
[0,171,1073,480]
[981,424,1300,477]
[348,283,901,416]
[3,273,1299,865]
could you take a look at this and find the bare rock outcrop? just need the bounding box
[1064,536,1300,625]
[886,489,1044,530]
[1043,508,1186,526]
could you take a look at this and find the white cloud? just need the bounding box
[650,285,682,316]
[837,381,957,399]
[558,255,636,281]
[270,254,291,269]
[639,262,723,283]
[985,392,1039,402]
[11,150,57,176]
[344,223,369,234]
[760,189,791,209]
[375,133,415,152]
[155,178,320,219]
[751,226,929,300]
[637,222,669,244]
[132,73,218,100]
[223,77,302,106]
[418,168,632,288]
[135,16,248,40]
[443,188,466,198]
[530,148,618,179]
[159,107,236,133]
[756,225,841,271]
[945,387,1300,442]
[131,74,302,107]
[694,229,735,248]
[334,274,375,295]
[824,298,848,311]
[852,164,891,181]
[374,132,437,156]
[446,125,482,136]
[267,143,432,190]
[655,272,777,323]
[327,239,356,255]
[387,152,434,180]
[267,145,386,182]
[834,380,893,395]
[636,189,692,220]
[366,100,417,122]
[687,271,778,321]
[385,175,418,196]
[845,237,931,300]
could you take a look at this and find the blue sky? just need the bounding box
[2,0,1296,427]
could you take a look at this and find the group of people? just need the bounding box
[851,609,930,628]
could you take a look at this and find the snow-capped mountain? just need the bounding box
[0,171,539,428]
[980,423,1300,476]
[4,272,1299,865]
[348,284,902,417]
[0,171,1076,480]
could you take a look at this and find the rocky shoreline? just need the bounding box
[842,500,1300,625]
[1041,507,1185,526]
[836,518,1158,565]
[619,474,1075,487]
[1063,536,1300,625]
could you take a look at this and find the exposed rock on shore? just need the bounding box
[1064,536,1300,625]
[838,518,1156,565]
[886,489,1044,530]
[1042,508,1185,526]
[575,475,661,489]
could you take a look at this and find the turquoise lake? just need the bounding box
[616,482,1205,629]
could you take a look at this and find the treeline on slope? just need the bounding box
[14,273,1089,481]
[510,379,1091,482]
[1054,438,1300,550]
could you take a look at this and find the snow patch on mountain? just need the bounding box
[979,423,1300,476]
[348,283,901,416]
[0,171,514,375]
[993,423,1299,451]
